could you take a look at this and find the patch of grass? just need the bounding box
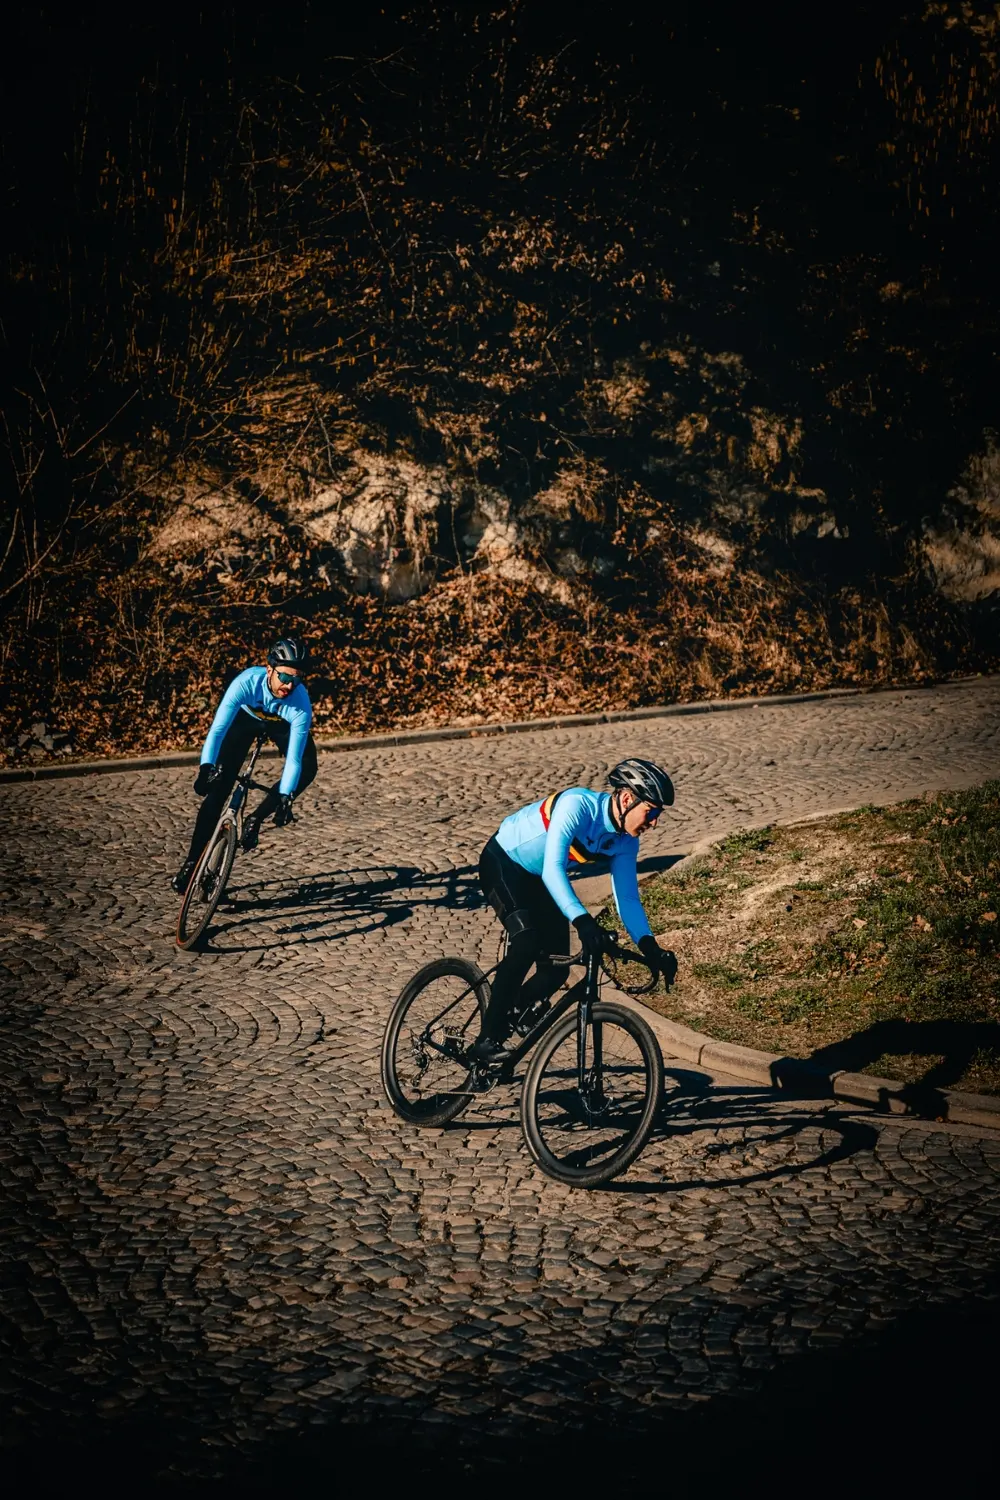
[719,826,774,858]
[623,780,1000,1095]
[641,859,723,926]
[741,939,776,979]
[735,985,825,1023]
[733,991,769,1020]
[691,962,744,988]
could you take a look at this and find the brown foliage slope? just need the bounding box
[1,6,998,762]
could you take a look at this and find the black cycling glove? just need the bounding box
[273,793,295,828]
[573,913,611,958]
[194,762,220,797]
[639,935,679,988]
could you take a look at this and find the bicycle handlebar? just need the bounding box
[546,934,656,972]
[604,935,654,968]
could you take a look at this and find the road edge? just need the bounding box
[614,996,1000,1132]
[2,672,995,784]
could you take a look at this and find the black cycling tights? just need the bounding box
[186,714,318,863]
[477,836,571,1043]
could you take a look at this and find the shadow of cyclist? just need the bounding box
[774,1016,1000,1115]
[201,862,485,953]
[598,1062,878,1193]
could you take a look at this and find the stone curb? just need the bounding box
[612,998,1000,1132]
[1,672,994,784]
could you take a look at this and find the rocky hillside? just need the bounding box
[2,4,999,763]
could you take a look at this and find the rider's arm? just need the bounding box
[278,704,312,796]
[201,670,254,765]
[609,849,653,946]
[540,792,591,923]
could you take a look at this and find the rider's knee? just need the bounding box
[503,900,536,936]
[503,929,545,974]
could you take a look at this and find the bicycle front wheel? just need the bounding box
[381,958,490,1127]
[520,1002,664,1187]
[176,819,237,950]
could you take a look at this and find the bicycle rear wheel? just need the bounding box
[176,819,237,950]
[381,957,490,1126]
[520,1002,663,1187]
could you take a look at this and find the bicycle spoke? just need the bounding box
[176,820,237,950]
[381,959,489,1125]
[522,1003,663,1185]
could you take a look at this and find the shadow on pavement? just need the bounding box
[601,1067,880,1194]
[457,1066,881,1195]
[202,862,484,952]
[8,1295,996,1490]
[800,1017,1000,1110]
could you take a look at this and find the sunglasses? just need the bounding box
[641,804,662,823]
[273,668,302,686]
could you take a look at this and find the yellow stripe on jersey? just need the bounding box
[539,793,595,864]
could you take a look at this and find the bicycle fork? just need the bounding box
[577,954,605,1108]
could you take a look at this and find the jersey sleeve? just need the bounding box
[201,671,253,765]
[540,792,591,923]
[609,848,652,945]
[278,702,312,796]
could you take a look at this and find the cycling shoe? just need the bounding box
[171,859,196,893]
[241,818,261,853]
[469,1036,512,1066]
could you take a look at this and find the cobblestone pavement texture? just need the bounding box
[2,679,1000,1476]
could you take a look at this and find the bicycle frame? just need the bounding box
[415,951,603,1086]
[498,953,601,1078]
[197,734,271,856]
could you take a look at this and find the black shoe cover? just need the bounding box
[241,818,260,853]
[171,859,196,893]
[469,1035,511,1065]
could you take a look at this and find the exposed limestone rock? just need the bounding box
[289,451,448,601]
[686,527,736,576]
[457,476,578,602]
[925,435,1000,603]
[145,468,280,557]
[483,553,575,604]
[787,490,847,541]
[138,430,998,618]
[458,483,518,561]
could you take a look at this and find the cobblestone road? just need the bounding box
[2,679,1000,1479]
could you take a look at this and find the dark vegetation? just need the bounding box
[634,781,1000,1094]
[2,3,999,759]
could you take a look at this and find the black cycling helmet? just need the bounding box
[608,758,675,808]
[267,635,309,670]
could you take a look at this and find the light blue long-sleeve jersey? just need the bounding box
[495,787,652,945]
[201,667,313,797]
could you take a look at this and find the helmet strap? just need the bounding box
[610,788,627,832]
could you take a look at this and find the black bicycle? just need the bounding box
[175,734,272,950]
[380,938,665,1188]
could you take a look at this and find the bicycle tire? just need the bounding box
[176,819,238,950]
[381,957,490,1127]
[520,1002,664,1187]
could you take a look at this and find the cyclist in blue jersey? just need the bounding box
[170,636,317,891]
[472,758,678,1062]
